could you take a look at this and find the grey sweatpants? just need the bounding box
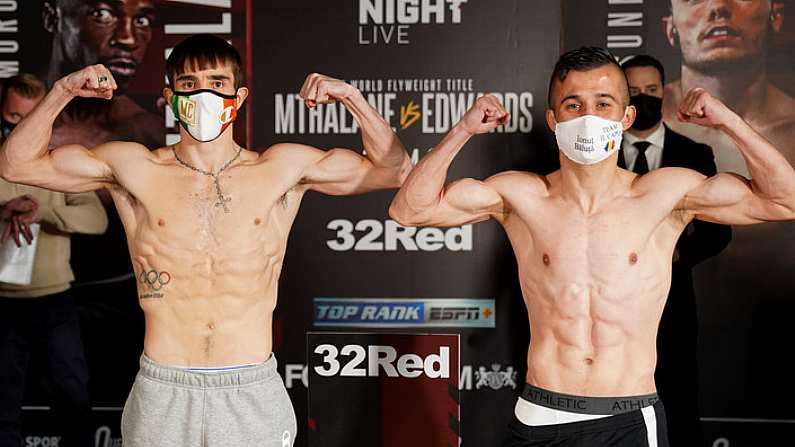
[121,354,297,447]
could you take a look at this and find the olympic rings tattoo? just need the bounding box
[139,270,171,291]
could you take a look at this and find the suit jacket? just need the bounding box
[620,125,732,444]
[619,125,732,271]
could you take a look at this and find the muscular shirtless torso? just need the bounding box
[106,144,306,367]
[491,166,697,397]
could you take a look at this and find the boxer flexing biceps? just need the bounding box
[0,35,411,447]
[389,47,795,447]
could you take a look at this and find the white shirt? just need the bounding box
[622,124,665,171]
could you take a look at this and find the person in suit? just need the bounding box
[620,54,732,446]
[0,74,109,447]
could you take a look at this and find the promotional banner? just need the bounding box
[257,1,560,445]
[4,1,791,446]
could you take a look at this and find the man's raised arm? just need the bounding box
[678,88,795,224]
[389,95,511,228]
[0,65,123,193]
[268,73,412,196]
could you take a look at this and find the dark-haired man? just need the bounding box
[620,54,732,445]
[1,34,412,447]
[390,46,795,446]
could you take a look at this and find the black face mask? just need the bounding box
[630,94,663,131]
[0,118,15,139]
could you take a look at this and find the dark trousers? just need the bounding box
[655,268,703,446]
[0,290,92,447]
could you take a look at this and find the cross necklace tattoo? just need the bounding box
[172,145,243,213]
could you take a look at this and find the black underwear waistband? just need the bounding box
[521,383,659,415]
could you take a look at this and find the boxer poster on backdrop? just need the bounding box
[564,1,795,445]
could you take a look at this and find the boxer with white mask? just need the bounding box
[390,46,795,446]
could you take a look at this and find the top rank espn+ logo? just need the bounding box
[314,298,495,328]
[358,0,468,45]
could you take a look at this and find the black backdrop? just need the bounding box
[1,1,793,446]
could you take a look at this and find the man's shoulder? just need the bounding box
[242,143,325,182]
[486,170,549,197]
[92,141,160,166]
[633,166,705,197]
[261,142,321,158]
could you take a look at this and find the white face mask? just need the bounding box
[171,89,239,142]
[554,114,625,165]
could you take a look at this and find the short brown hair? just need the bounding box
[166,34,243,89]
[548,46,629,108]
[2,73,46,103]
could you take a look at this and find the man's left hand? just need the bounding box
[299,73,357,108]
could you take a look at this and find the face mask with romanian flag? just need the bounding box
[171,89,239,142]
[554,114,625,165]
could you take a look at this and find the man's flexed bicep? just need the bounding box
[0,64,121,192]
[5,143,117,192]
[391,175,506,227]
[295,73,411,194]
[389,94,510,228]
[266,143,395,196]
[684,171,795,225]
[675,88,795,225]
[305,147,404,195]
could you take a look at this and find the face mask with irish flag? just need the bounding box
[171,89,238,142]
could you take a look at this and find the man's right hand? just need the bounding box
[0,195,39,246]
[458,94,510,135]
[57,65,118,100]
[0,195,37,220]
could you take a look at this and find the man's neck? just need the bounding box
[627,121,662,141]
[679,61,769,119]
[558,153,621,214]
[173,130,241,172]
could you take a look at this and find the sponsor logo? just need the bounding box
[358,0,468,45]
[313,344,450,378]
[95,426,122,447]
[24,437,61,447]
[286,362,519,390]
[314,298,495,328]
[475,364,517,390]
[326,219,472,252]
